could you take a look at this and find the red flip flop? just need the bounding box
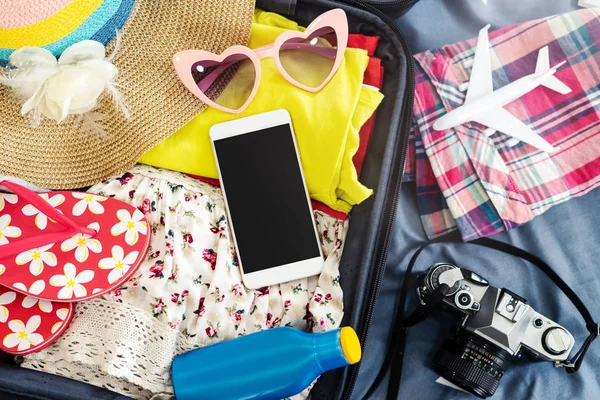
[0,287,73,355]
[0,180,150,302]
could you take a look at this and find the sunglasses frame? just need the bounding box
[173,8,348,114]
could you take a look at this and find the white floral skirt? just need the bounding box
[22,165,348,399]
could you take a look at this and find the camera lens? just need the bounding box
[432,327,513,398]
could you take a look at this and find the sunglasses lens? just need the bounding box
[279,27,338,89]
[191,54,256,111]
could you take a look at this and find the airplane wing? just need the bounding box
[464,24,494,104]
[472,107,556,152]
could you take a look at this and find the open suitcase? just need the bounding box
[0,0,418,398]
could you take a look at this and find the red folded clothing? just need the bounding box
[353,56,383,175]
[349,35,382,176]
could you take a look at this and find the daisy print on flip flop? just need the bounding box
[0,291,16,323]
[98,245,139,284]
[72,193,106,216]
[0,193,17,212]
[61,222,102,262]
[52,308,70,334]
[0,214,21,245]
[21,193,65,230]
[0,182,150,305]
[3,315,43,352]
[111,209,148,245]
[49,263,94,299]
[15,244,57,276]
[14,281,52,313]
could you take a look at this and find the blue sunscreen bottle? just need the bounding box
[171,326,361,400]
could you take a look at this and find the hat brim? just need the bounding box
[0,0,255,189]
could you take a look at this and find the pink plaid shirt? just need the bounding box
[405,9,600,240]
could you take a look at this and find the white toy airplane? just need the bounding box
[432,24,571,153]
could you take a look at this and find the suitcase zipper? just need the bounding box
[360,0,420,12]
[336,1,415,398]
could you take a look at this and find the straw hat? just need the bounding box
[0,0,255,189]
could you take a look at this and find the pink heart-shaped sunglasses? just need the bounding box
[173,8,348,113]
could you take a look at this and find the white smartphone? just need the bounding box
[210,109,323,289]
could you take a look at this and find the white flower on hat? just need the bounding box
[2,315,44,351]
[49,263,94,299]
[0,39,128,128]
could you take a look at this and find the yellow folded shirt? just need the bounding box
[139,10,384,213]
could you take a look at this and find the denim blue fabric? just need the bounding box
[352,3,600,399]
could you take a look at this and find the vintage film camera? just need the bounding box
[417,263,575,398]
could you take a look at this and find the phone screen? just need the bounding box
[213,124,321,274]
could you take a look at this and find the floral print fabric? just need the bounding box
[22,165,348,398]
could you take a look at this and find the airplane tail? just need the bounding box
[535,46,572,95]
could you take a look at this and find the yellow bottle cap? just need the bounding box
[340,327,362,364]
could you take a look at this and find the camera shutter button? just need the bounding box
[542,327,572,356]
[455,290,474,310]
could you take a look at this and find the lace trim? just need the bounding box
[21,299,313,400]
[22,299,205,398]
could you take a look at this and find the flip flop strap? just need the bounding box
[0,180,97,259]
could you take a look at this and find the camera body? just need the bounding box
[418,263,575,398]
